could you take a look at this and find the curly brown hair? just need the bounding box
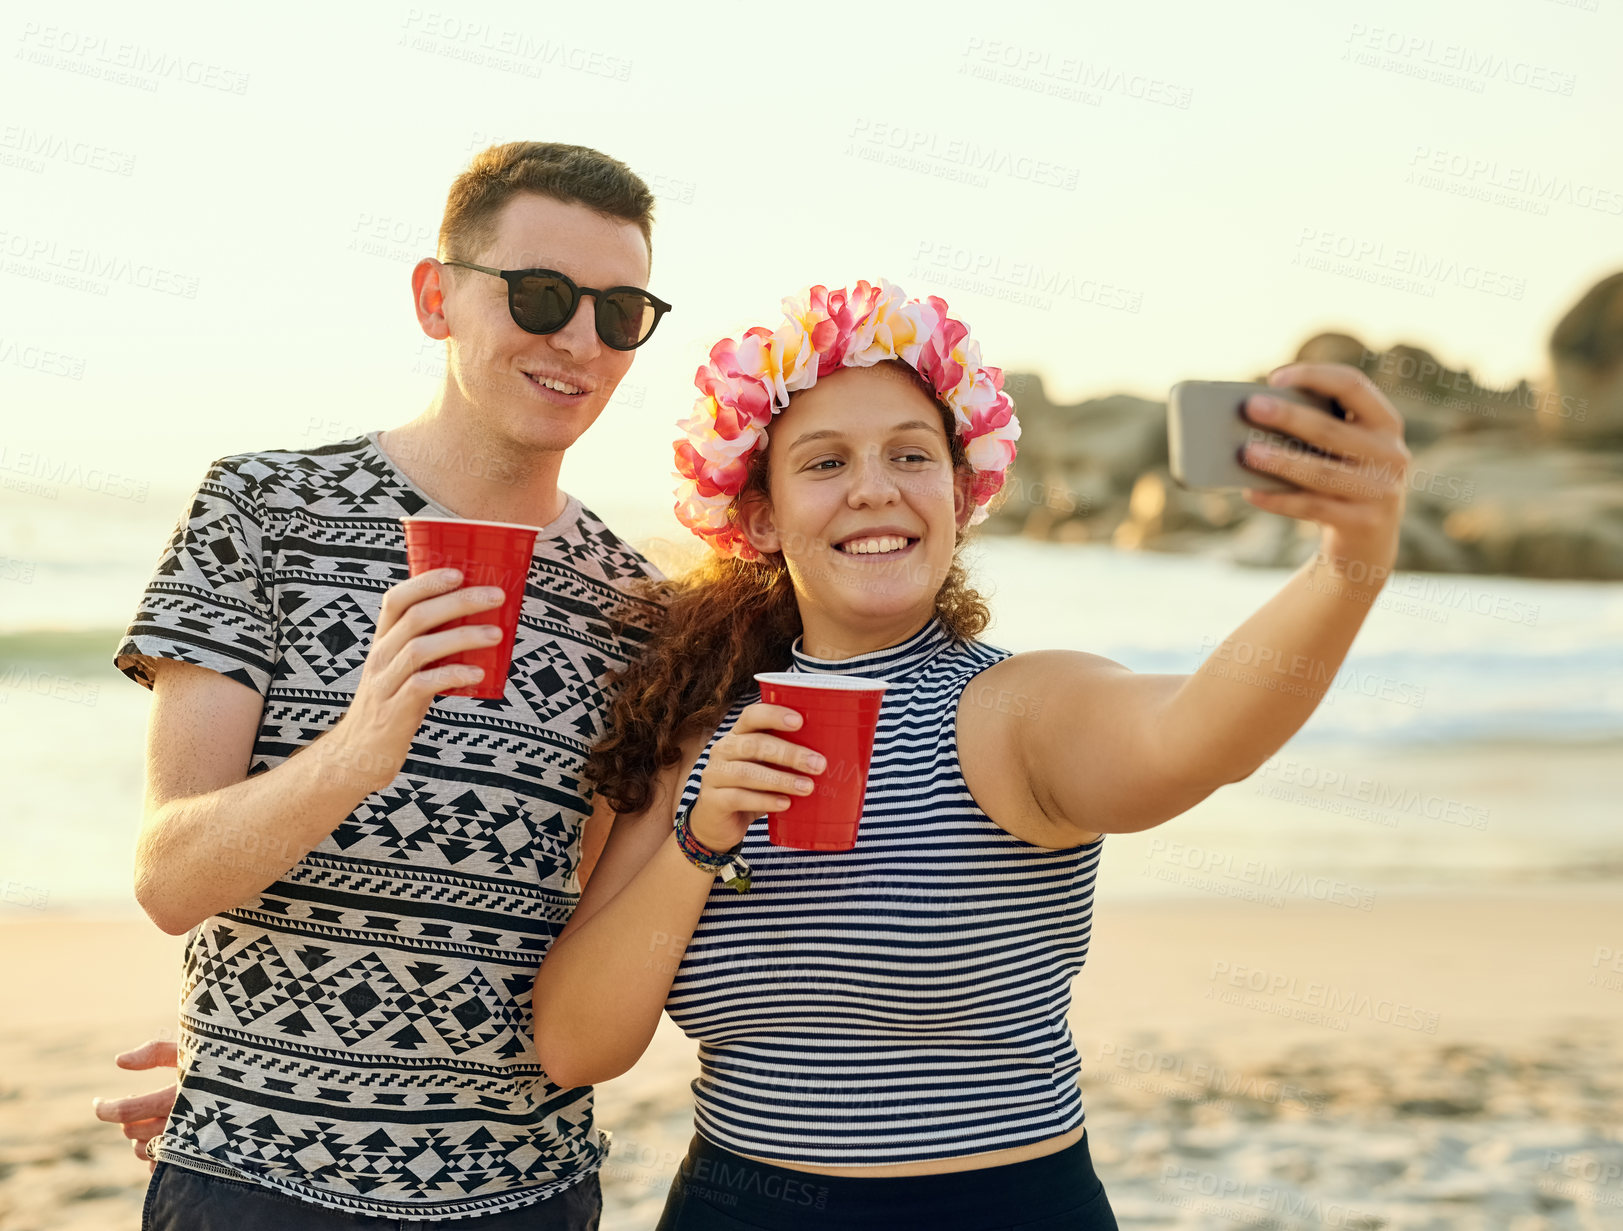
[583,365,992,816]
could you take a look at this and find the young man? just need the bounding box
[100,142,670,1228]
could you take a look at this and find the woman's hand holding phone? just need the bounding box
[1236,363,1411,572]
[1166,362,1408,574]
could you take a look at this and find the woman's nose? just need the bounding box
[845,452,900,504]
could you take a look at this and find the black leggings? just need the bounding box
[654,1131,1118,1230]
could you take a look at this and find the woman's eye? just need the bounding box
[807,452,930,470]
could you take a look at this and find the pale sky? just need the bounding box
[3,0,1620,551]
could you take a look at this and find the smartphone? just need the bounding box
[1167,381,1347,492]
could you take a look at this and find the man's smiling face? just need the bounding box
[436,192,651,456]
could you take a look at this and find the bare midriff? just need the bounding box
[725,1124,1085,1178]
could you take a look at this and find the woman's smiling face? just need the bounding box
[740,363,974,644]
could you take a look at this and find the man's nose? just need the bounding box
[543,292,603,364]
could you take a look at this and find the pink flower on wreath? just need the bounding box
[673,279,1021,562]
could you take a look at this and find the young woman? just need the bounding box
[530,279,1408,1230]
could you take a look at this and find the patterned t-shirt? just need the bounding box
[113,431,664,1220]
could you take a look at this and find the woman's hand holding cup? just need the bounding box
[688,704,825,852]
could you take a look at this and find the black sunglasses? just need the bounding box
[441,261,672,351]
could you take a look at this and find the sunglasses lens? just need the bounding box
[513,274,574,332]
[597,291,658,350]
[504,269,661,348]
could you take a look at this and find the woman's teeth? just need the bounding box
[838,536,911,555]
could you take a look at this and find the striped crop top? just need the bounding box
[663,616,1104,1166]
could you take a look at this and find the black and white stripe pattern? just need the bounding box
[665,617,1103,1166]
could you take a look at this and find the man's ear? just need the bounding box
[737,489,782,556]
[952,466,976,531]
[412,259,451,341]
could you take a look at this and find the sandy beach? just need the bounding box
[3,888,1619,1230]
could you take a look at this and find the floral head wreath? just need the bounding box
[672,278,1021,561]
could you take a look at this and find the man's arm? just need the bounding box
[134,660,372,933]
[134,570,509,935]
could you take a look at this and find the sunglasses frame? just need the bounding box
[440,260,672,351]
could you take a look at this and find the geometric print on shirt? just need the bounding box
[114,432,665,1219]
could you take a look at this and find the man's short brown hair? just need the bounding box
[439,142,655,271]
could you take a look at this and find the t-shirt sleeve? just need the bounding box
[113,457,276,695]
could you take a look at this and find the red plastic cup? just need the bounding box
[752,672,890,850]
[402,517,540,699]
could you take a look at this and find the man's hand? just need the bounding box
[92,1040,179,1173]
[313,568,509,794]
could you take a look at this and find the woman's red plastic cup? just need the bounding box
[753,673,889,851]
[402,517,540,699]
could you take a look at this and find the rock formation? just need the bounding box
[985,272,1623,580]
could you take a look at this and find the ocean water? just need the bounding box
[2,521,1620,915]
[961,539,1623,749]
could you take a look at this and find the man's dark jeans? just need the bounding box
[142,1161,602,1230]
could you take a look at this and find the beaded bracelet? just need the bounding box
[674,806,753,893]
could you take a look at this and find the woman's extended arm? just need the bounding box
[531,703,820,1088]
[974,362,1410,839]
